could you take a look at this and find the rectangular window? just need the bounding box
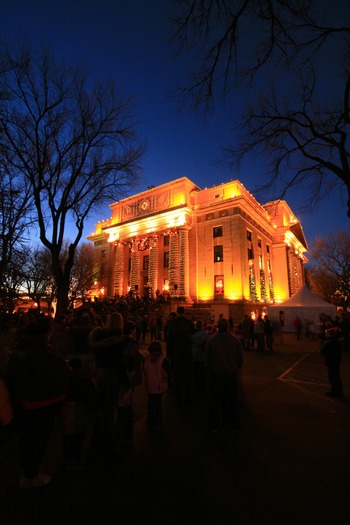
[266,245,270,254]
[101,249,106,258]
[248,247,254,260]
[163,252,169,268]
[214,245,224,262]
[215,275,224,294]
[259,254,263,269]
[258,239,262,248]
[143,255,149,271]
[163,235,169,246]
[213,226,223,238]
[247,230,252,241]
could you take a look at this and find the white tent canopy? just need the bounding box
[267,285,337,332]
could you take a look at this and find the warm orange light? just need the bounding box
[197,282,213,301]
[173,191,186,207]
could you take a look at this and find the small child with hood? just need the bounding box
[143,340,171,429]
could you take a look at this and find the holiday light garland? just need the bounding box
[287,247,303,296]
[249,262,259,302]
[260,269,268,302]
[168,231,179,293]
[148,237,158,297]
[268,270,275,303]
[130,240,140,291]
[179,229,189,297]
[114,243,124,296]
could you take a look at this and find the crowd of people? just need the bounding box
[0,299,348,491]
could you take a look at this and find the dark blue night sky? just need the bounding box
[1,0,348,249]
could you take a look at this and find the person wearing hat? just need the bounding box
[320,325,343,399]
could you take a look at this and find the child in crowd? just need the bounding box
[143,340,171,429]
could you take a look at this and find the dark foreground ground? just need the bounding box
[1,333,350,525]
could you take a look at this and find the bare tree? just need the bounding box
[172,0,350,216]
[21,246,55,313]
[308,230,350,310]
[0,43,144,316]
[0,165,34,310]
[69,242,97,306]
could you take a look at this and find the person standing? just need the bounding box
[7,317,70,489]
[264,315,273,351]
[241,314,254,351]
[88,312,124,450]
[143,340,171,429]
[294,316,303,340]
[205,317,243,432]
[320,325,343,399]
[191,320,210,393]
[117,321,144,444]
[254,316,265,352]
[166,306,195,408]
[149,317,157,342]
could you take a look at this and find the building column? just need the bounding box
[130,239,140,293]
[287,247,304,296]
[168,232,180,295]
[148,237,159,297]
[179,228,190,298]
[114,242,125,296]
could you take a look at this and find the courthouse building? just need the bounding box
[87,177,308,316]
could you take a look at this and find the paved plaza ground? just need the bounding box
[1,333,350,525]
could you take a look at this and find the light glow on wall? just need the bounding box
[167,212,186,228]
[173,190,186,207]
[197,282,213,301]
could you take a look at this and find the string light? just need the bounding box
[148,237,158,296]
[168,231,179,294]
[114,243,124,295]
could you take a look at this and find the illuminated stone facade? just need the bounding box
[87,177,308,307]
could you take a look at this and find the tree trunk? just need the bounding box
[55,280,70,318]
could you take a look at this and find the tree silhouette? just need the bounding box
[0,43,144,316]
[172,0,350,217]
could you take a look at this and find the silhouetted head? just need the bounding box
[106,312,123,331]
[217,318,229,333]
[148,340,162,354]
[177,306,185,316]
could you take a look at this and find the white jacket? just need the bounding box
[143,353,168,394]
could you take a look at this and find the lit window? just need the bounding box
[214,245,223,262]
[215,275,224,294]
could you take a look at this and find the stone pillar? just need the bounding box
[148,237,159,297]
[168,232,180,295]
[130,240,140,293]
[114,243,125,296]
[179,228,190,298]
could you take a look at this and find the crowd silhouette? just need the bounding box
[0,296,349,492]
